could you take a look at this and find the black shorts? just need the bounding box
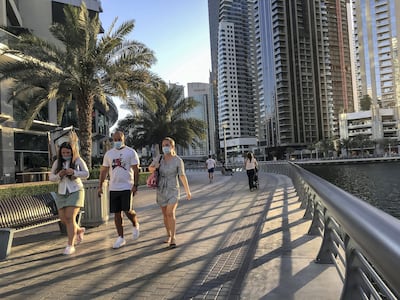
[208,168,215,173]
[110,190,132,213]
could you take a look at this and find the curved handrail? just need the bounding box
[262,161,400,299]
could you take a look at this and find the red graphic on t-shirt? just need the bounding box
[112,156,127,170]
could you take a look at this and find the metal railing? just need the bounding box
[0,28,19,48]
[262,161,400,300]
[15,171,51,183]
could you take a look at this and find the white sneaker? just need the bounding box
[113,236,126,249]
[63,245,76,255]
[132,223,140,240]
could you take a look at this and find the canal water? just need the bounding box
[302,161,400,220]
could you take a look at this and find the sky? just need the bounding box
[100,1,211,93]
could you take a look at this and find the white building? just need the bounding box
[339,105,399,155]
[211,0,258,163]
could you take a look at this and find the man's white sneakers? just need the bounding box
[132,223,140,240]
[113,236,126,249]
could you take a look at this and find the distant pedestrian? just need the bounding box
[49,134,89,255]
[244,152,258,191]
[149,137,191,248]
[98,131,140,249]
[205,155,216,183]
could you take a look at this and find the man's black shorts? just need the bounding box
[110,190,132,213]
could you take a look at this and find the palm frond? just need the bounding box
[0,3,157,168]
[117,85,207,151]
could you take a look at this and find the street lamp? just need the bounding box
[222,123,227,167]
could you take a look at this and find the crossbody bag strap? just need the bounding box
[156,155,163,170]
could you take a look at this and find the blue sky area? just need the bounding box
[100,1,211,89]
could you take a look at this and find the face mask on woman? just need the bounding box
[162,146,171,154]
[63,156,72,161]
[114,141,122,149]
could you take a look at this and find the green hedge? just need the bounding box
[0,182,58,200]
[138,172,150,185]
[89,167,149,185]
[89,167,100,179]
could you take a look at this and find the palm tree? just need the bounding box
[319,139,335,158]
[116,83,207,154]
[0,3,159,168]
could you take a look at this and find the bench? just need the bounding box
[0,192,83,260]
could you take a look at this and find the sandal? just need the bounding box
[169,238,177,249]
[163,237,171,243]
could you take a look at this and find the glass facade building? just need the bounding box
[352,0,400,109]
[258,0,354,149]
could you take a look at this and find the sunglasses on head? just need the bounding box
[60,142,72,148]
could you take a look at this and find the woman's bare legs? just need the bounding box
[165,202,178,245]
[61,206,81,246]
[161,206,170,242]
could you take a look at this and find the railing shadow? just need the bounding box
[263,161,400,299]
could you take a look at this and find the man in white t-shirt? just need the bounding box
[205,155,216,183]
[98,131,140,249]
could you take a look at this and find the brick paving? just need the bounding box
[0,171,342,299]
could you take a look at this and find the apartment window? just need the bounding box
[52,2,98,24]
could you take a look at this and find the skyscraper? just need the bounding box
[209,0,258,162]
[255,0,354,157]
[208,0,220,158]
[352,0,400,109]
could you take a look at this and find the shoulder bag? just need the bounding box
[146,155,163,188]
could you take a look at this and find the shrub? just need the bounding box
[0,182,57,200]
[89,167,149,186]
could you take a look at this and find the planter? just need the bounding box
[82,179,109,227]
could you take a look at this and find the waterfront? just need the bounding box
[302,161,400,220]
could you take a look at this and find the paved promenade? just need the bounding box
[0,171,342,299]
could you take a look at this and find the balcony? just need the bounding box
[0,29,20,64]
[0,28,20,48]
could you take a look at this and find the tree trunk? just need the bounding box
[77,96,94,169]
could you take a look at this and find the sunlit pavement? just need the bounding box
[0,171,342,299]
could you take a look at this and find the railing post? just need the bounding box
[315,216,335,264]
[303,192,314,219]
[340,238,367,300]
[298,184,308,209]
[308,202,323,236]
